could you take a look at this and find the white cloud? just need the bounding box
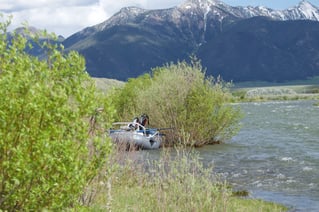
[99,0,180,12]
[0,0,184,37]
[1,0,98,12]
[1,0,107,37]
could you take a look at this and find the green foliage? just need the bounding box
[0,19,115,210]
[110,74,152,121]
[183,76,241,146]
[110,59,242,146]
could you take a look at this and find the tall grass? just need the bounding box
[83,147,287,212]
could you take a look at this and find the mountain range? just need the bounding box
[20,0,319,82]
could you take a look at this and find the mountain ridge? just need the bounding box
[22,0,319,82]
[65,0,319,47]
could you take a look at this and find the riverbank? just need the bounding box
[93,77,319,102]
[83,148,287,211]
[232,84,319,102]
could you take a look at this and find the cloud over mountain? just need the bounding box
[1,0,183,37]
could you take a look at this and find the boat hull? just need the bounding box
[109,130,162,150]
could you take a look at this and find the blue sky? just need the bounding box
[0,0,318,37]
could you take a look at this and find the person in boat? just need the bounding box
[128,114,149,130]
[140,114,149,128]
[129,117,140,130]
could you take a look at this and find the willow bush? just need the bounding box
[110,59,242,146]
[0,19,115,210]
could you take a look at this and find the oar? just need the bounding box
[156,127,175,131]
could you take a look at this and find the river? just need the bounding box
[197,100,319,211]
[142,100,319,212]
[142,100,319,211]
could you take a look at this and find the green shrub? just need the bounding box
[0,19,115,210]
[110,73,152,121]
[110,59,242,146]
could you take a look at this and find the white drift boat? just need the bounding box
[109,122,164,150]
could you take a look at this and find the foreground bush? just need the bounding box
[110,60,242,146]
[0,19,114,210]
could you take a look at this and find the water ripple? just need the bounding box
[197,100,319,211]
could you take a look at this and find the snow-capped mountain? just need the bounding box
[79,0,318,37]
[178,0,319,20]
[283,0,319,20]
[62,0,319,82]
[175,0,319,28]
[68,0,318,47]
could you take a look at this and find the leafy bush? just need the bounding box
[110,59,242,146]
[0,19,115,210]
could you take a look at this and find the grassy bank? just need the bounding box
[92,77,319,103]
[82,148,287,212]
[93,77,124,93]
[232,83,319,102]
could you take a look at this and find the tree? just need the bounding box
[0,18,115,210]
[110,59,242,146]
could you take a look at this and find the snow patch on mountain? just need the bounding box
[94,6,147,32]
[285,0,319,20]
[178,0,319,22]
[74,0,319,39]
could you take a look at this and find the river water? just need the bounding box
[143,100,319,212]
[142,100,319,211]
[197,100,319,211]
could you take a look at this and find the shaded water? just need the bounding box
[197,100,319,211]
